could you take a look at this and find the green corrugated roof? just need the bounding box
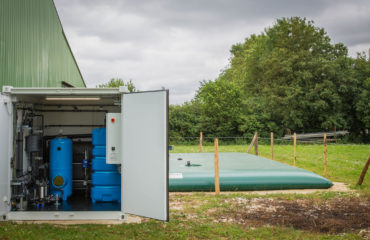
[0,0,86,88]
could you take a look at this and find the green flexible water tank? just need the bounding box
[169,153,332,191]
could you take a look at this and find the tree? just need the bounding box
[195,79,243,137]
[97,78,137,92]
[169,101,201,140]
[168,17,369,142]
[349,50,370,141]
[220,17,356,136]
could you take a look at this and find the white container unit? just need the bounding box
[0,86,169,221]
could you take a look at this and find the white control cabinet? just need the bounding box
[106,113,121,164]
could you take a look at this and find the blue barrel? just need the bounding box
[49,137,72,201]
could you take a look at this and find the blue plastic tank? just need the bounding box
[91,128,121,203]
[49,137,73,201]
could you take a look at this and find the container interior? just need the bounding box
[10,92,122,212]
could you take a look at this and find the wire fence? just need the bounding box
[169,132,369,186]
[169,135,346,146]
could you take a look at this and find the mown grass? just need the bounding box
[171,144,370,192]
[0,220,363,240]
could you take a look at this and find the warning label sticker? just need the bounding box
[169,173,183,179]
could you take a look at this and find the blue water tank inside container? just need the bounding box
[49,137,73,201]
[91,128,121,203]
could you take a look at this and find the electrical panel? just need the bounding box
[106,113,122,164]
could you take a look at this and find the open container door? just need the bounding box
[121,90,169,221]
[0,95,12,218]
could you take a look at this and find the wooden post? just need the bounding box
[271,132,274,160]
[324,133,327,175]
[247,132,257,153]
[293,132,297,166]
[200,132,203,153]
[357,157,370,186]
[254,132,258,156]
[214,138,220,195]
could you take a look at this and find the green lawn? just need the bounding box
[0,220,363,240]
[0,144,368,240]
[171,144,370,192]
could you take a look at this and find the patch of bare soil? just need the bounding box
[213,197,370,234]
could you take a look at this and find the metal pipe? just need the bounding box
[12,106,18,178]
[44,185,48,197]
[19,197,24,211]
[40,186,44,199]
[43,134,92,140]
[72,180,92,183]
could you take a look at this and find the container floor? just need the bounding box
[21,193,121,212]
[169,153,333,191]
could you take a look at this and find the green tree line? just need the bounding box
[170,17,369,142]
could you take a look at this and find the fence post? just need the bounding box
[214,138,220,195]
[254,132,258,156]
[357,157,370,186]
[200,132,203,153]
[293,132,297,166]
[271,132,274,160]
[247,132,257,153]
[324,133,327,175]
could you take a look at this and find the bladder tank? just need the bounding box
[49,137,72,201]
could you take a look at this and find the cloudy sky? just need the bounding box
[54,0,370,104]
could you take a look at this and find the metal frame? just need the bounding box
[0,95,12,218]
[0,88,125,221]
[6,211,125,221]
[2,86,122,95]
[166,90,169,221]
[0,87,168,221]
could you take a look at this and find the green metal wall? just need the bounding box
[0,0,86,89]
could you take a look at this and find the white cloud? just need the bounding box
[54,0,370,104]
